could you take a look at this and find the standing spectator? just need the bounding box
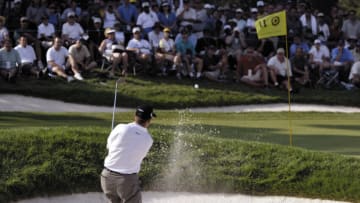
[158,2,176,31]
[15,36,40,78]
[6,0,22,33]
[26,0,48,25]
[102,4,120,29]
[341,10,360,40]
[0,39,21,82]
[268,48,293,91]
[237,46,268,87]
[287,7,303,40]
[299,7,318,37]
[46,37,80,82]
[38,15,55,49]
[0,16,9,47]
[176,0,196,28]
[117,0,138,32]
[328,17,343,49]
[136,2,159,35]
[61,12,85,46]
[99,28,129,77]
[193,0,207,36]
[68,39,97,75]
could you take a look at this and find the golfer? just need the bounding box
[101,105,156,203]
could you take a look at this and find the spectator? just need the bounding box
[38,15,56,49]
[61,0,82,22]
[175,25,198,48]
[157,27,178,75]
[330,39,354,81]
[0,16,9,47]
[195,28,217,55]
[202,45,228,82]
[61,11,85,46]
[99,28,129,77]
[236,46,268,87]
[148,22,164,50]
[203,4,216,33]
[68,39,97,76]
[102,4,120,29]
[328,17,342,49]
[26,0,48,25]
[225,26,246,67]
[175,28,203,79]
[268,48,293,92]
[176,0,196,28]
[299,7,318,37]
[256,1,266,16]
[291,47,310,85]
[126,27,153,73]
[308,39,331,80]
[0,39,21,82]
[46,37,80,82]
[341,10,360,40]
[287,7,303,40]
[348,40,360,62]
[193,0,207,35]
[136,2,159,34]
[15,36,41,78]
[232,8,246,32]
[158,2,176,31]
[88,17,105,62]
[290,35,310,57]
[117,0,138,32]
[113,22,126,48]
[317,13,330,42]
[246,8,258,35]
[47,3,61,30]
[348,61,360,87]
[6,0,22,33]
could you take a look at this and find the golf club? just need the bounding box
[111,77,125,130]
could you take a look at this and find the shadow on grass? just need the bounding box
[308,124,360,131]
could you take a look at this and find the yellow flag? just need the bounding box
[255,10,287,39]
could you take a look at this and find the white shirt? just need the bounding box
[104,122,153,174]
[115,32,125,45]
[0,27,9,43]
[176,7,196,27]
[14,45,37,64]
[349,61,360,80]
[136,11,159,30]
[38,23,55,39]
[46,46,68,68]
[267,55,292,77]
[127,38,152,54]
[159,38,175,53]
[62,22,84,40]
[309,45,330,63]
[103,10,117,29]
[148,31,164,48]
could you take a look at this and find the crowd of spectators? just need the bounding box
[0,0,359,91]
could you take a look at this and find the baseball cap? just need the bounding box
[67,11,76,18]
[317,12,324,17]
[163,27,171,32]
[93,17,101,24]
[236,8,243,13]
[136,105,157,120]
[223,25,231,30]
[314,39,321,44]
[132,27,141,33]
[14,0,22,4]
[161,2,169,7]
[257,1,265,7]
[142,2,150,7]
[20,16,29,22]
[105,28,116,35]
[251,8,258,13]
[204,4,212,9]
[277,48,285,54]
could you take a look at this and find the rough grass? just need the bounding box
[0,127,359,202]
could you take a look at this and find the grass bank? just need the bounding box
[0,127,359,202]
[1,75,359,108]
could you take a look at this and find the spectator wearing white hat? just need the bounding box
[268,48,294,91]
[61,0,82,22]
[126,27,153,72]
[317,13,330,42]
[136,2,159,34]
[308,39,331,80]
[99,28,129,77]
[256,1,266,16]
[232,8,246,32]
[246,8,258,35]
[38,15,56,49]
[61,11,85,46]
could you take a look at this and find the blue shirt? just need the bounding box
[158,12,176,27]
[331,48,354,63]
[175,39,195,56]
[290,43,310,57]
[117,4,138,24]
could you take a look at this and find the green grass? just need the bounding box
[1,75,359,108]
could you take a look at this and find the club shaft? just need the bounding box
[111,81,118,130]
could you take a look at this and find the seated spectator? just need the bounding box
[126,27,153,73]
[88,17,105,62]
[330,39,354,81]
[68,39,97,75]
[46,37,82,82]
[148,22,164,50]
[158,2,176,31]
[99,28,128,77]
[14,36,40,78]
[347,38,360,62]
[0,16,9,47]
[61,0,82,22]
[291,47,310,85]
[268,48,293,92]
[232,8,246,32]
[317,13,330,42]
[224,26,246,69]
[175,28,203,79]
[136,2,159,34]
[195,28,217,55]
[290,35,310,57]
[341,10,360,40]
[61,12,85,47]
[102,4,120,29]
[202,45,228,82]
[38,15,56,49]
[348,61,360,87]
[175,25,198,48]
[157,27,178,75]
[14,17,43,69]
[117,0,138,32]
[236,46,268,87]
[0,39,21,82]
[308,39,331,81]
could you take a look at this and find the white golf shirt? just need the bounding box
[309,45,330,63]
[38,23,55,39]
[127,38,152,54]
[46,46,68,69]
[104,122,153,174]
[62,22,84,40]
[136,11,159,30]
[14,45,37,64]
[267,55,292,77]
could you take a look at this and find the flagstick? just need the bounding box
[285,35,293,146]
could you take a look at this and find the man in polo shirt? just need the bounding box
[101,105,156,203]
[0,39,21,82]
[268,48,293,92]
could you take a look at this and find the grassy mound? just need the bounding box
[0,127,359,202]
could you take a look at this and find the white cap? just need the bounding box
[236,8,243,13]
[257,1,265,7]
[314,39,321,44]
[142,2,150,7]
[233,27,240,32]
[67,11,76,17]
[317,12,324,17]
[14,0,22,3]
[251,8,258,13]
[223,25,231,30]
[93,17,101,24]
[132,27,141,33]
[204,4,212,9]
[277,48,285,54]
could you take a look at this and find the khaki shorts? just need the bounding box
[241,69,262,81]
